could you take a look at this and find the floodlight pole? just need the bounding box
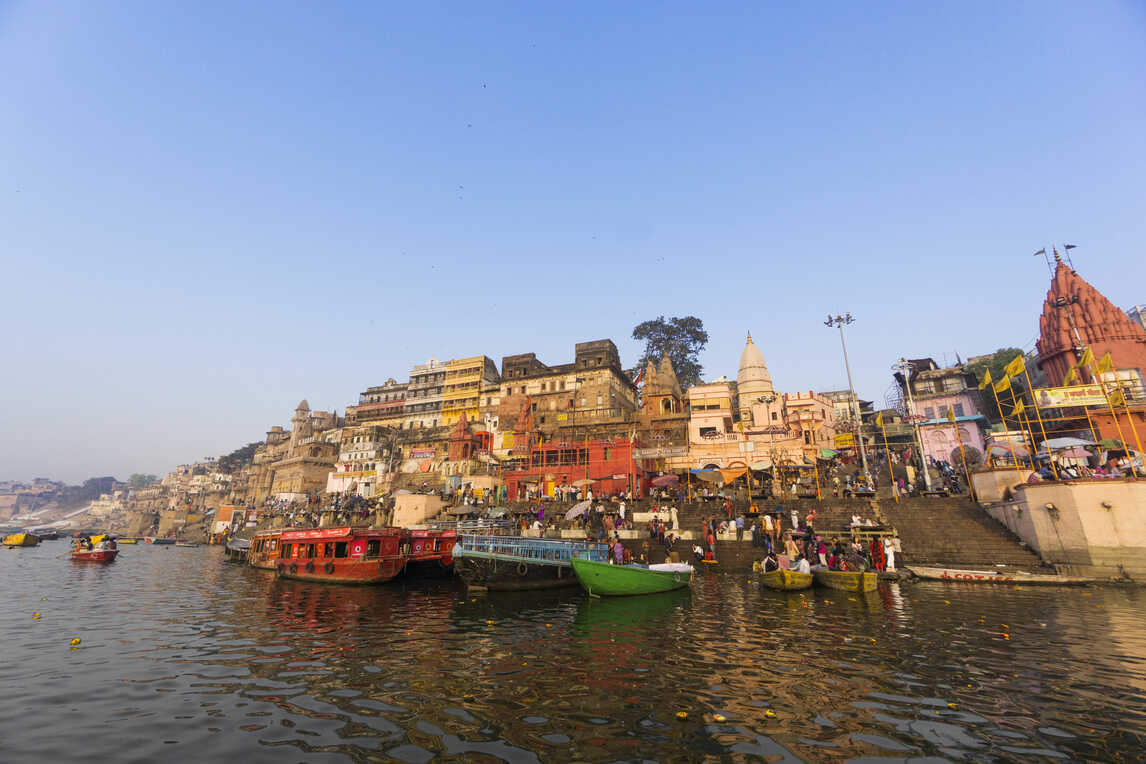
[825,313,869,481]
[893,358,933,492]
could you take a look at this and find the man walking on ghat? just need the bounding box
[735,515,744,542]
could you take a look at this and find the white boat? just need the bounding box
[906,565,1098,586]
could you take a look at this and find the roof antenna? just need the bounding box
[1034,247,1052,275]
[1063,243,1077,269]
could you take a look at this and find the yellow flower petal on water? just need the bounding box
[764,709,776,717]
[70,637,81,645]
[676,711,688,719]
[713,714,726,722]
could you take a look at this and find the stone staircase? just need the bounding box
[877,496,1047,570]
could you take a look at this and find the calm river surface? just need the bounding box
[2,544,1144,763]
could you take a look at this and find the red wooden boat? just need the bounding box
[249,529,283,570]
[71,539,118,563]
[276,527,407,584]
[407,528,458,567]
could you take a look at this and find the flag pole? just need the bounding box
[1018,363,1060,480]
[987,376,1024,482]
[949,408,973,498]
[1085,354,1136,477]
[1104,353,1144,472]
[877,414,899,503]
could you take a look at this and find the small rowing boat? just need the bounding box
[174,540,200,547]
[760,568,813,591]
[2,532,39,548]
[570,557,692,597]
[71,537,118,563]
[906,565,1096,586]
[117,537,139,544]
[812,567,877,592]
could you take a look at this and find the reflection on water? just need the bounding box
[1,544,1144,762]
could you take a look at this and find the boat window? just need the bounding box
[306,543,316,559]
[323,542,334,558]
[335,541,348,558]
[280,543,293,559]
[366,539,380,558]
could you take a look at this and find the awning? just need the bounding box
[749,461,773,471]
[1041,437,1096,450]
[487,508,507,518]
[819,448,839,459]
[651,474,679,487]
[694,469,723,483]
[719,468,747,483]
[572,478,597,487]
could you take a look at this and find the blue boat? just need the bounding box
[452,535,610,591]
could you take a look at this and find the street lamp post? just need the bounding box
[756,392,779,497]
[825,313,870,481]
[893,358,934,492]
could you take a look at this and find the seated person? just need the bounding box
[794,556,812,574]
[692,545,705,562]
[763,553,779,573]
[851,514,862,526]
[752,559,764,573]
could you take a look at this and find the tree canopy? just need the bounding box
[631,315,709,390]
[966,348,1024,422]
[127,473,158,489]
[217,441,262,473]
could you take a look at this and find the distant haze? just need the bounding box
[2,2,1144,483]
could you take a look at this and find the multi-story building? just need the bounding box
[894,359,988,465]
[783,391,837,460]
[495,340,638,441]
[349,378,408,429]
[404,358,446,430]
[326,424,398,497]
[441,355,500,427]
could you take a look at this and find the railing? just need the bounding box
[455,534,610,563]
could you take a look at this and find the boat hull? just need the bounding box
[145,537,175,545]
[571,558,691,597]
[276,556,407,585]
[454,555,579,591]
[906,566,1095,586]
[2,533,39,547]
[71,549,118,563]
[117,538,139,544]
[760,568,813,591]
[812,569,878,592]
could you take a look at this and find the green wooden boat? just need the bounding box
[760,568,813,591]
[812,567,878,592]
[570,558,692,597]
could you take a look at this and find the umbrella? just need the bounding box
[1061,447,1092,458]
[819,448,839,459]
[486,508,507,518]
[651,474,679,487]
[1098,438,1127,449]
[564,500,591,520]
[572,478,597,487]
[749,461,772,471]
[695,470,723,483]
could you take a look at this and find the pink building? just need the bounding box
[894,359,988,465]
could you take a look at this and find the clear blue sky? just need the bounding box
[3,1,1144,483]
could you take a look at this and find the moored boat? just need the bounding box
[760,568,813,591]
[570,557,693,597]
[812,567,878,592]
[117,537,139,544]
[2,532,40,548]
[276,526,407,584]
[249,529,283,570]
[452,535,609,591]
[224,537,250,563]
[906,565,1096,586]
[174,540,200,547]
[144,537,175,545]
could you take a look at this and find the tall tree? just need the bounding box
[631,315,709,390]
[127,473,159,489]
[966,347,1024,422]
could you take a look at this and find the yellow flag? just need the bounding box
[1063,366,1079,385]
[1078,347,1095,368]
[1096,352,1114,374]
[978,368,992,390]
[1011,399,1025,417]
[994,375,1012,393]
[1004,355,1026,378]
[875,412,884,428]
[946,407,956,422]
[1109,388,1126,407]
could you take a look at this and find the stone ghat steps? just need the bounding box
[877,498,1045,569]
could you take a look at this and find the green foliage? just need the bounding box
[127,473,159,489]
[217,442,261,474]
[632,315,709,390]
[966,348,1024,422]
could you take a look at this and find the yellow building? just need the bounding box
[440,355,500,427]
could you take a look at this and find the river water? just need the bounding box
[2,544,1144,763]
